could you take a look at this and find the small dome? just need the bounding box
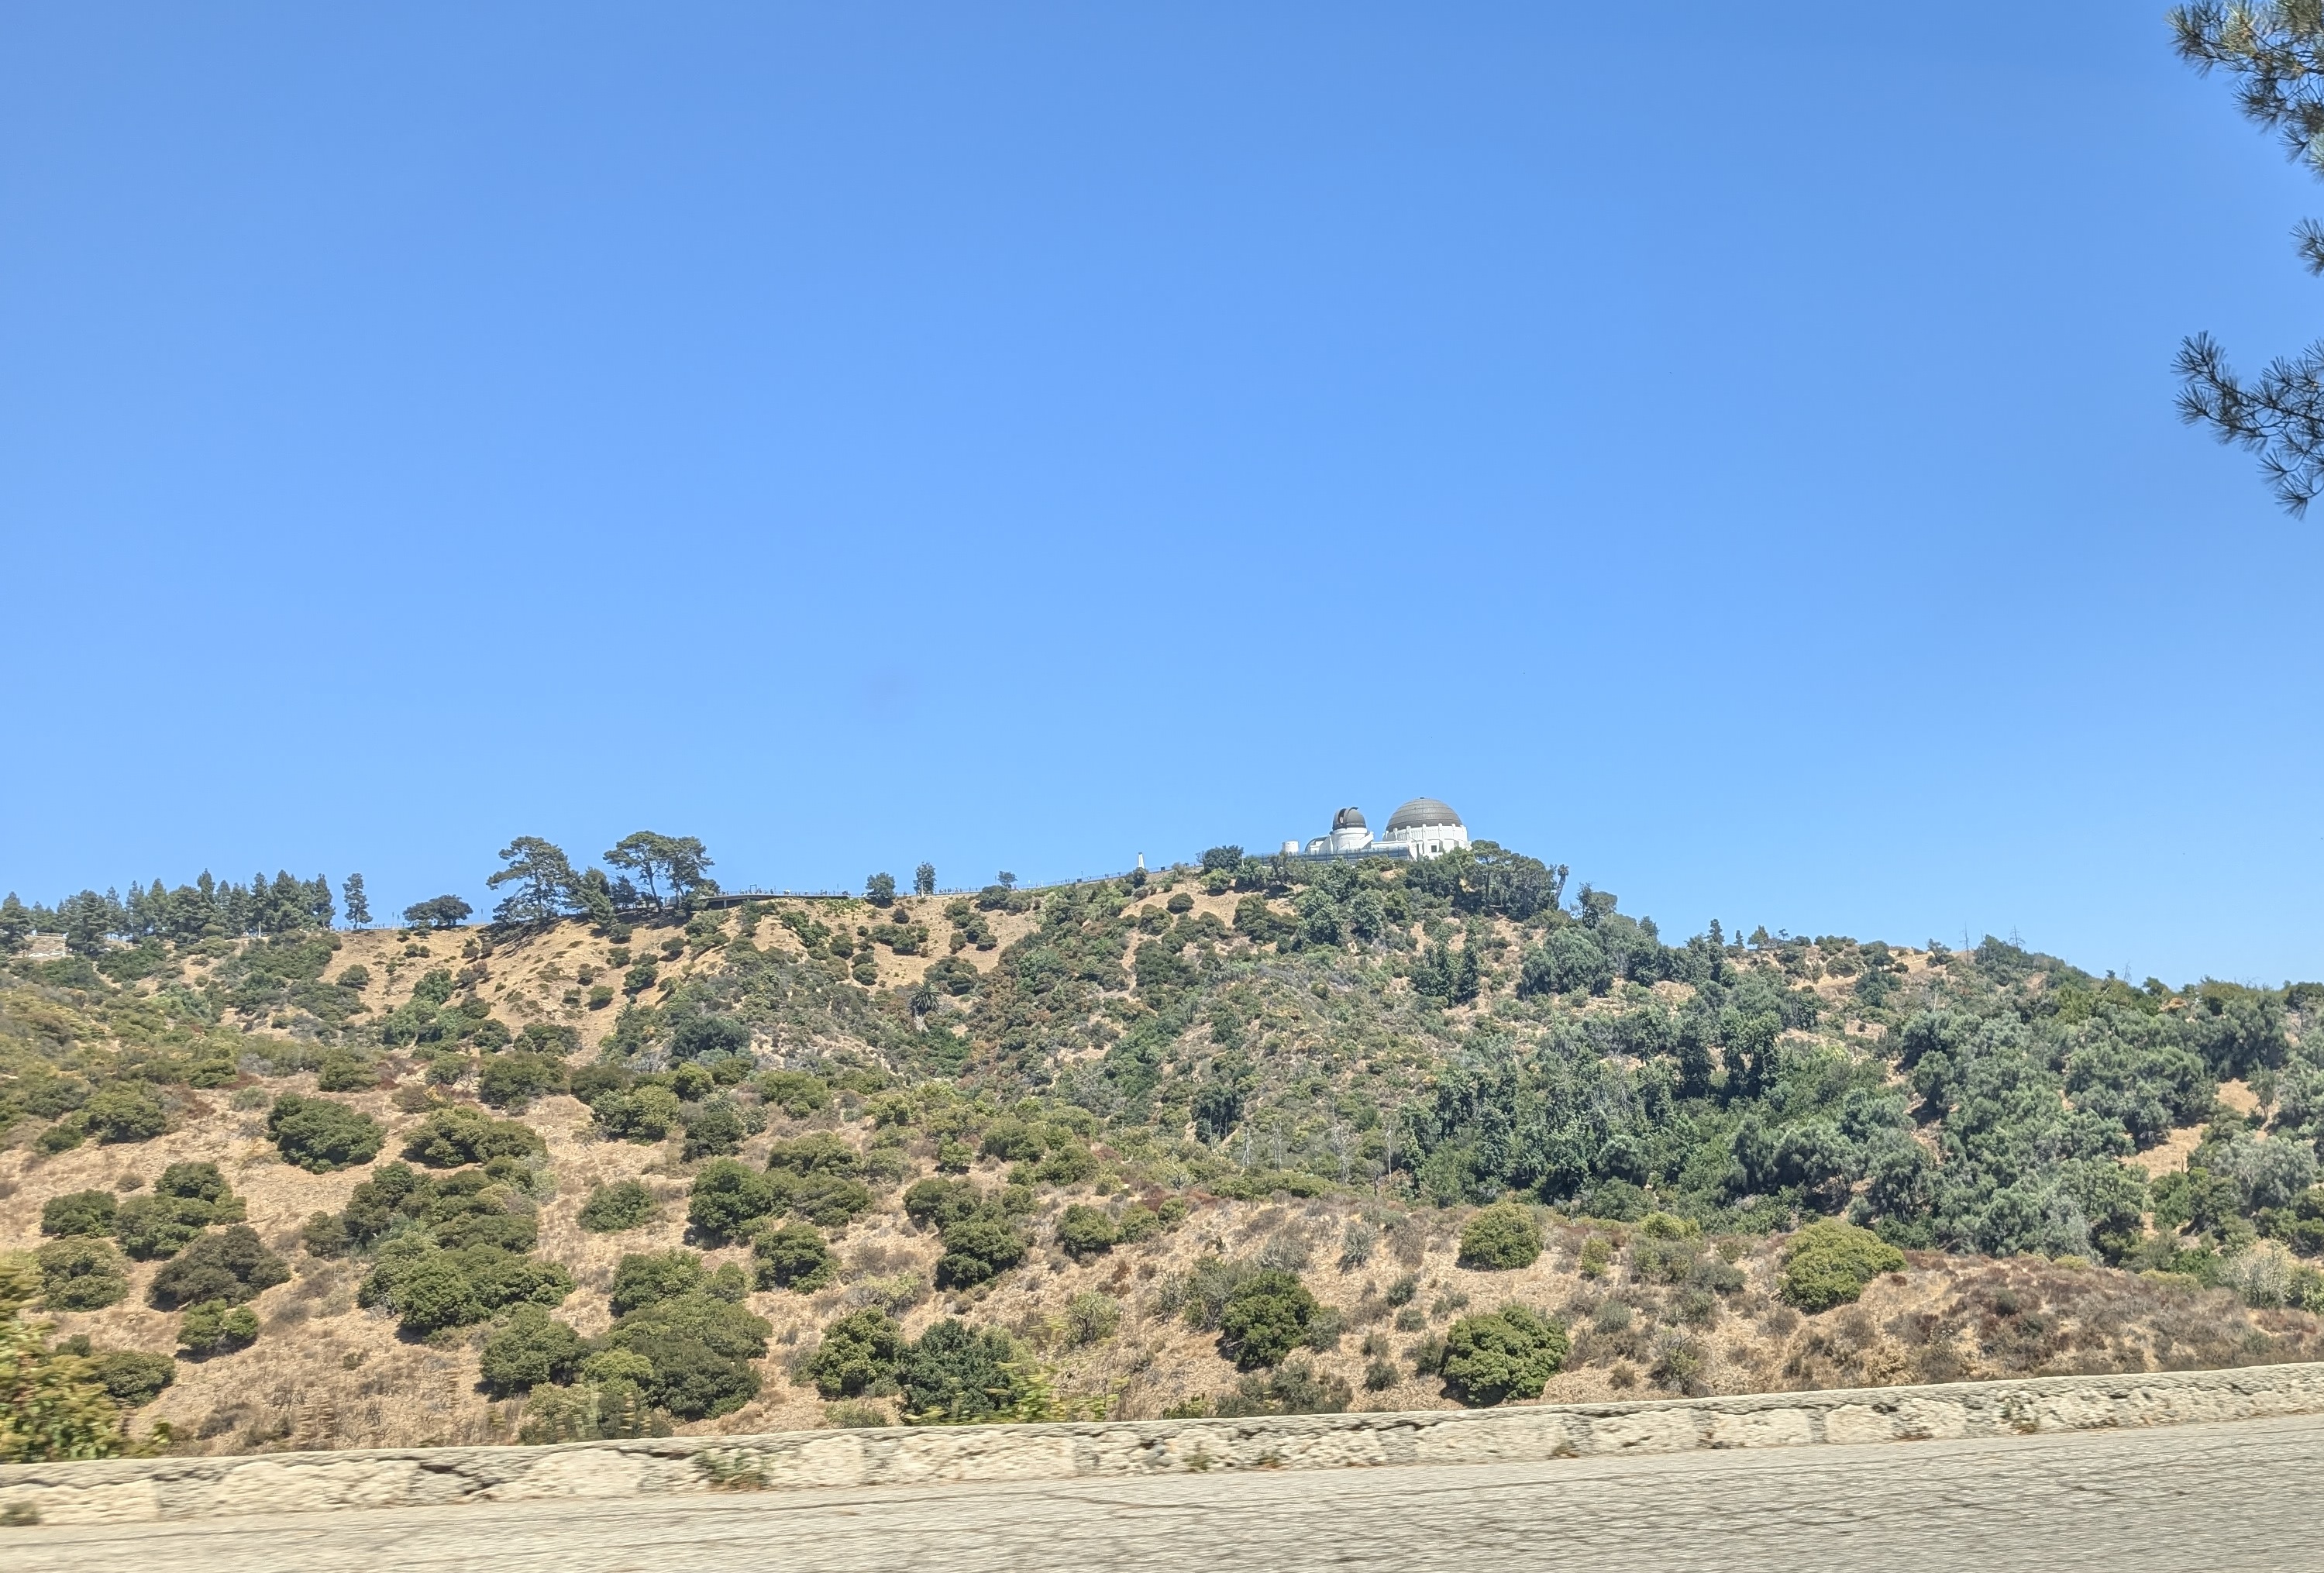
[1331,807,1368,831]
[1386,797,1462,832]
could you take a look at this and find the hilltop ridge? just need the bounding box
[5,841,2324,1458]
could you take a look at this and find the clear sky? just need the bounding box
[2,3,2319,986]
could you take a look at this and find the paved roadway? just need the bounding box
[12,1413,2324,1572]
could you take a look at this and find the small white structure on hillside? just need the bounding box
[1283,797,1471,861]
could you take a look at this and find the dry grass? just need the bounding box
[9,912,2314,1454]
[10,1075,2318,1452]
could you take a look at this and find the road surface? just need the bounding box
[10,1413,2322,1571]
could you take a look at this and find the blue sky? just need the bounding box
[2,3,2319,986]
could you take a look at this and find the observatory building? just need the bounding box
[1282,798,1470,861]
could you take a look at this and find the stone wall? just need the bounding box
[10,1361,2324,1526]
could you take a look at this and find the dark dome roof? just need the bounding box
[1331,807,1368,831]
[1387,797,1462,832]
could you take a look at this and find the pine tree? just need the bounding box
[603,833,715,910]
[343,874,370,929]
[268,871,306,935]
[2172,4,2324,511]
[60,890,117,956]
[0,893,30,952]
[488,838,581,925]
[1451,943,1481,1006]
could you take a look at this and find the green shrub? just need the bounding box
[934,1210,1028,1289]
[1440,1304,1568,1406]
[898,1319,1039,1423]
[0,1253,37,1312]
[39,1190,116,1238]
[515,1378,672,1444]
[36,1238,129,1311]
[479,1306,584,1395]
[668,1012,748,1062]
[1779,1220,1906,1313]
[568,1064,631,1105]
[36,1118,88,1154]
[1033,1143,1099,1186]
[903,1177,982,1231]
[680,1100,748,1161]
[773,1171,875,1231]
[1055,1204,1121,1258]
[308,1161,531,1255]
[83,1083,166,1144]
[824,1399,892,1428]
[979,1119,1045,1162]
[753,1223,838,1292]
[1651,1332,1709,1393]
[398,1256,487,1332]
[577,1180,657,1233]
[1217,1269,1317,1368]
[1210,1358,1352,1416]
[861,1144,909,1191]
[401,1107,546,1168]
[1176,1256,1262,1330]
[756,1071,830,1119]
[477,1052,565,1111]
[315,1052,377,1092]
[88,1351,174,1406]
[1117,1203,1165,1243]
[357,1239,573,1333]
[611,1251,710,1316]
[299,1212,354,1258]
[112,1164,244,1260]
[177,1300,260,1356]
[803,1309,904,1398]
[604,1293,772,1418]
[423,1180,539,1253]
[593,1085,681,1142]
[157,1162,235,1206]
[0,1313,130,1460]
[687,1160,778,1241]
[267,1094,385,1172]
[1063,1290,1121,1346]
[1519,927,1612,998]
[766,1132,862,1177]
[1457,1204,1541,1270]
[113,1196,212,1260]
[147,1225,289,1310]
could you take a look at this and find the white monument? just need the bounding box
[1293,797,1469,861]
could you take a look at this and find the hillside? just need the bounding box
[5,844,2324,1458]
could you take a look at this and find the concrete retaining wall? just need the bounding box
[9,1362,2324,1525]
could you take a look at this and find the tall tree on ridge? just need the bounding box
[604,832,714,909]
[488,838,582,925]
